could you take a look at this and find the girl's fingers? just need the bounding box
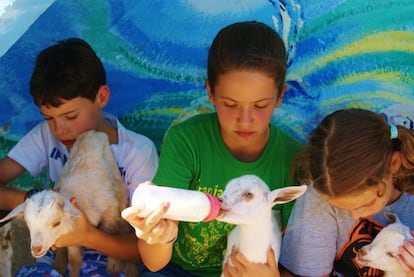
[121,205,142,221]
[232,247,248,267]
[398,240,414,273]
[145,202,170,227]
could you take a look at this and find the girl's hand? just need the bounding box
[121,202,178,245]
[397,236,414,276]
[223,247,280,277]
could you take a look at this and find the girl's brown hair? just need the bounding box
[207,21,287,96]
[294,108,414,196]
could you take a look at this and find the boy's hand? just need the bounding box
[397,235,414,276]
[52,198,92,249]
[122,202,178,245]
[223,247,280,277]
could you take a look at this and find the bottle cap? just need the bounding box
[202,193,220,222]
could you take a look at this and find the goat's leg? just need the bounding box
[106,256,123,275]
[101,217,139,276]
[67,246,82,277]
[52,247,68,275]
[122,260,140,277]
[120,220,140,276]
[100,218,124,275]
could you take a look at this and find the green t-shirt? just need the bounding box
[153,112,301,277]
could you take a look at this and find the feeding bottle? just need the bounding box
[131,182,220,222]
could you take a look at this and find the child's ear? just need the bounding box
[390,151,402,173]
[275,83,287,108]
[206,81,215,105]
[96,85,110,107]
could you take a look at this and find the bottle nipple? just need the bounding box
[203,193,220,221]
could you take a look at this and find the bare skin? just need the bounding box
[122,70,288,273]
[227,153,414,276]
[0,86,141,262]
[122,202,177,270]
[53,198,140,262]
[298,153,414,276]
[223,248,279,277]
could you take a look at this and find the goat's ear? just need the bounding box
[384,212,399,224]
[62,198,81,217]
[0,202,26,223]
[270,185,307,206]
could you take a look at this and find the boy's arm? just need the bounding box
[0,152,144,262]
[54,198,142,262]
[0,157,27,210]
[81,224,140,262]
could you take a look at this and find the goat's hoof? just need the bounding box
[123,261,139,277]
[106,257,122,274]
[68,271,81,277]
[52,247,68,275]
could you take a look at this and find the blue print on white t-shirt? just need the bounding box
[50,147,68,166]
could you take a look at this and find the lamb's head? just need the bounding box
[0,190,80,258]
[70,129,108,156]
[357,217,412,272]
[217,175,307,225]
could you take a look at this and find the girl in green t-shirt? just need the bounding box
[123,20,300,277]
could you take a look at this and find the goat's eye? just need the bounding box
[52,221,61,228]
[386,251,395,258]
[242,191,254,199]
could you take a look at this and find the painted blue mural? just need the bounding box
[0,0,413,154]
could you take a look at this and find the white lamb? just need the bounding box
[357,213,412,277]
[217,175,307,276]
[0,130,138,277]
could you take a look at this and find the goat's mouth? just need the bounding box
[355,253,370,265]
[31,249,48,258]
[217,208,229,219]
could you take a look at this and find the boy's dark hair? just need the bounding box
[207,21,287,95]
[30,38,106,107]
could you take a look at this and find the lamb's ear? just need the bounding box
[62,198,81,217]
[0,202,27,223]
[270,185,307,206]
[384,212,399,224]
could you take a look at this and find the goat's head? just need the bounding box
[0,190,80,258]
[217,175,307,225]
[70,130,108,155]
[357,214,412,272]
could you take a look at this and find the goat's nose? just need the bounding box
[358,248,367,256]
[31,246,43,255]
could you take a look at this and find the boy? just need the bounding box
[0,38,159,276]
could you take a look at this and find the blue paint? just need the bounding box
[0,0,413,148]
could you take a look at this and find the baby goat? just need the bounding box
[0,130,137,277]
[217,175,307,275]
[357,213,412,277]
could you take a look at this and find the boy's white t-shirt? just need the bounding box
[7,113,159,201]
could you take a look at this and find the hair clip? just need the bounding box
[389,124,398,139]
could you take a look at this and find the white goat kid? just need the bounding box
[357,213,412,277]
[217,175,307,276]
[0,130,137,277]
